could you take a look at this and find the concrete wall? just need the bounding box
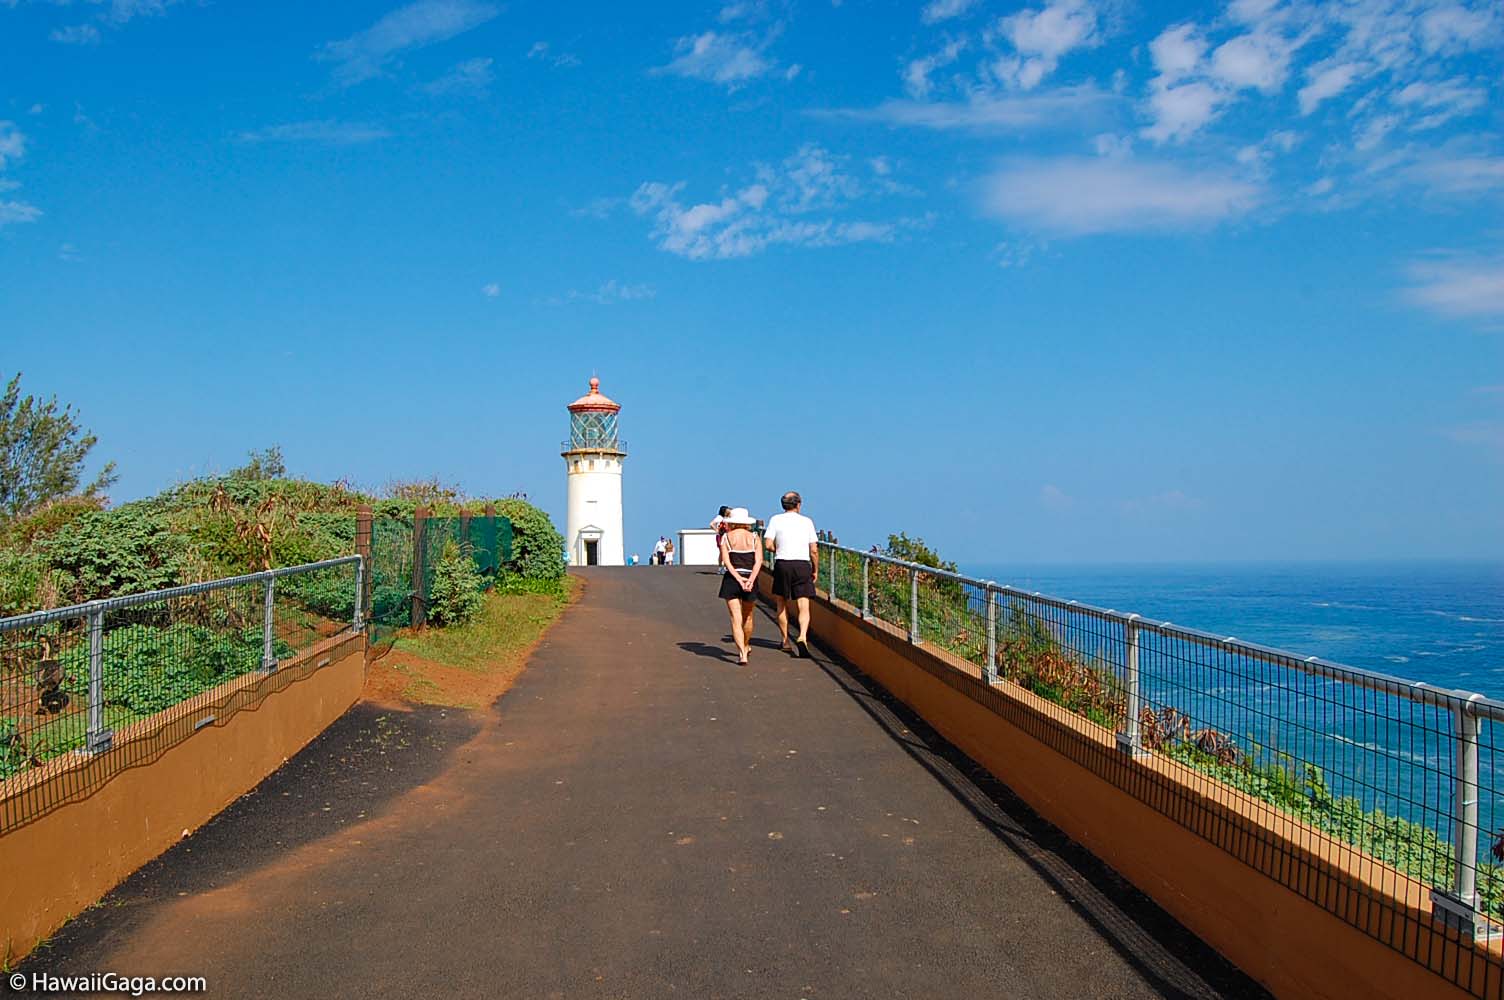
[0,631,366,963]
[766,573,1500,1000]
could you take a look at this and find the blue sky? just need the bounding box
[2,0,1501,563]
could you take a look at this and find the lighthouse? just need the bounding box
[561,377,626,566]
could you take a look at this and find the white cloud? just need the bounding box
[237,120,393,145]
[822,85,1113,133]
[629,145,918,260]
[1405,255,1504,321]
[1298,61,1361,114]
[1406,155,1504,195]
[1392,77,1488,130]
[904,38,966,99]
[1141,81,1225,143]
[921,0,978,24]
[1208,32,1293,93]
[654,31,773,89]
[570,280,657,304]
[981,156,1261,236]
[0,122,26,170]
[58,243,82,262]
[481,282,500,298]
[0,201,41,228]
[526,40,580,69]
[993,0,1100,90]
[1148,24,1205,82]
[423,56,494,96]
[50,24,101,45]
[319,0,499,87]
[1039,484,1074,510]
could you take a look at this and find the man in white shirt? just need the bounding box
[764,491,819,657]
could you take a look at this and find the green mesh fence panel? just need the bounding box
[369,517,414,643]
[366,515,513,640]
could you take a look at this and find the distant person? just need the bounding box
[765,491,818,657]
[716,508,763,665]
[652,536,666,565]
[663,539,675,565]
[629,553,640,566]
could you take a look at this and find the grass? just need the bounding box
[371,577,577,708]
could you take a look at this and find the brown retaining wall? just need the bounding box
[0,631,366,962]
[763,573,1498,999]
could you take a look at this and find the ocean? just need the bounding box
[964,561,1504,697]
[959,560,1504,847]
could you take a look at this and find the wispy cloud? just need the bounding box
[319,0,499,87]
[629,144,922,260]
[49,24,102,45]
[1404,254,1504,322]
[481,282,501,298]
[237,120,393,145]
[0,120,39,228]
[0,200,41,228]
[981,156,1261,236]
[653,30,776,90]
[527,41,581,69]
[570,280,657,305]
[422,57,494,96]
[920,0,978,24]
[818,85,1113,133]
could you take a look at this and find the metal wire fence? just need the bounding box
[0,555,361,833]
[820,541,1504,977]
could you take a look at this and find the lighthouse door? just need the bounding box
[584,540,599,565]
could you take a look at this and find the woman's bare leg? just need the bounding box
[727,599,749,662]
[740,599,756,656]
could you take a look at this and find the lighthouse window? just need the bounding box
[588,460,595,470]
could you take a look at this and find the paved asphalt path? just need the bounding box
[17,568,1267,999]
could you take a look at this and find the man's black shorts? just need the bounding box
[773,559,816,599]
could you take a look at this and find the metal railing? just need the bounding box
[818,541,1503,947]
[0,556,363,832]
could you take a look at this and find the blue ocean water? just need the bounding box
[958,561,1504,854]
[966,561,1504,697]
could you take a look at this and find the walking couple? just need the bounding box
[716,491,818,665]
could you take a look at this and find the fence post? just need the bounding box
[412,505,429,629]
[355,505,372,632]
[909,567,921,645]
[1430,695,1499,938]
[85,605,112,753]
[1455,697,1483,913]
[829,546,836,601]
[460,508,472,557]
[1117,615,1147,757]
[861,554,870,620]
[262,574,277,671]
[984,584,998,684]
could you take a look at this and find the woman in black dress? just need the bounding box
[717,508,764,665]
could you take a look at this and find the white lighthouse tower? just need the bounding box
[562,377,626,566]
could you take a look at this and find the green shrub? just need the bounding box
[494,498,565,580]
[37,504,189,603]
[61,623,287,715]
[428,543,484,627]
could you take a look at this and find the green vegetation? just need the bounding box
[428,542,485,628]
[0,372,116,521]
[0,455,567,782]
[838,534,1504,920]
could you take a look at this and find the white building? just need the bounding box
[677,529,720,566]
[561,377,626,566]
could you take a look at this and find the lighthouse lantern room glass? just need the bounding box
[569,409,619,451]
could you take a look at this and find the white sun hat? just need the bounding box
[723,507,757,525]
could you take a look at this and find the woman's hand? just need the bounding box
[740,576,754,592]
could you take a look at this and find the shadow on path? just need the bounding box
[760,599,1270,1000]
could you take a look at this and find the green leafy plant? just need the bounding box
[428,541,484,627]
[0,372,117,521]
